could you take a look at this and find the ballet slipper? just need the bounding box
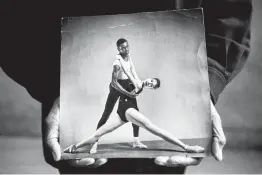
[133,141,147,149]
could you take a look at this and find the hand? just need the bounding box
[154,99,226,167]
[43,97,108,168]
[129,91,138,98]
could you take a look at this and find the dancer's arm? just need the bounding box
[118,57,143,91]
[111,64,137,98]
[129,57,144,91]
[125,109,203,152]
[129,57,140,81]
[70,115,125,151]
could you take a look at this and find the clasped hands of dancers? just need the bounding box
[64,78,204,154]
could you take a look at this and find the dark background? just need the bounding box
[0,0,262,173]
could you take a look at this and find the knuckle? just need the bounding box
[45,137,58,148]
[154,156,169,166]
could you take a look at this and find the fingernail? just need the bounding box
[217,151,223,161]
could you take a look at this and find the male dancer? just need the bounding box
[91,38,147,153]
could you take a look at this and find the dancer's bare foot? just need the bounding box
[184,145,204,153]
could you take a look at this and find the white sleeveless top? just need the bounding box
[112,54,132,80]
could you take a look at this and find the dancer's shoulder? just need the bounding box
[113,54,123,66]
[116,54,122,59]
[113,59,121,68]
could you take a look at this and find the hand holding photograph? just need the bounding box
[60,8,212,160]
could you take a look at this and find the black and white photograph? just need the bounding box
[60,9,212,159]
[1,0,262,174]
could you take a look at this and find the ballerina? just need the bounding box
[64,78,204,154]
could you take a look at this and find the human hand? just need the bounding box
[43,97,108,168]
[154,99,226,167]
[128,91,139,98]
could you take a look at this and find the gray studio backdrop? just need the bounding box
[60,9,211,147]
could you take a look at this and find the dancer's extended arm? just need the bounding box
[118,56,143,91]
[129,57,140,81]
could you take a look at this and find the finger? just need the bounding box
[168,156,202,167]
[87,158,108,168]
[210,100,225,139]
[210,100,226,161]
[63,145,71,153]
[155,156,202,167]
[69,158,95,167]
[154,156,170,166]
[63,144,76,153]
[49,141,61,162]
[212,137,223,161]
[44,97,61,161]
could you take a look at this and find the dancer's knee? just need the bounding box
[126,109,149,128]
[143,121,154,130]
[138,114,153,129]
[125,109,138,124]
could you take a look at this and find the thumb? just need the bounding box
[210,99,226,161]
[44,97,61,161]
[48,138,61,161]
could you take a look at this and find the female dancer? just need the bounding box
[64,78,204,154]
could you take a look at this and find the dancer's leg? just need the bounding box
[125,108,204,153]
[96,85,119,129]
[94,85,144,152]
[132,123,139,137]
[131,96,140,138]
[91,86,120,153]
[73,116,125,152]
[131,99,147,148]
[132,123,147,148]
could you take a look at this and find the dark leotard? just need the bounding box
[117,79,144,122]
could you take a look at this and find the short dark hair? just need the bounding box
[116,38,128,47]
[153,78,161,89]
